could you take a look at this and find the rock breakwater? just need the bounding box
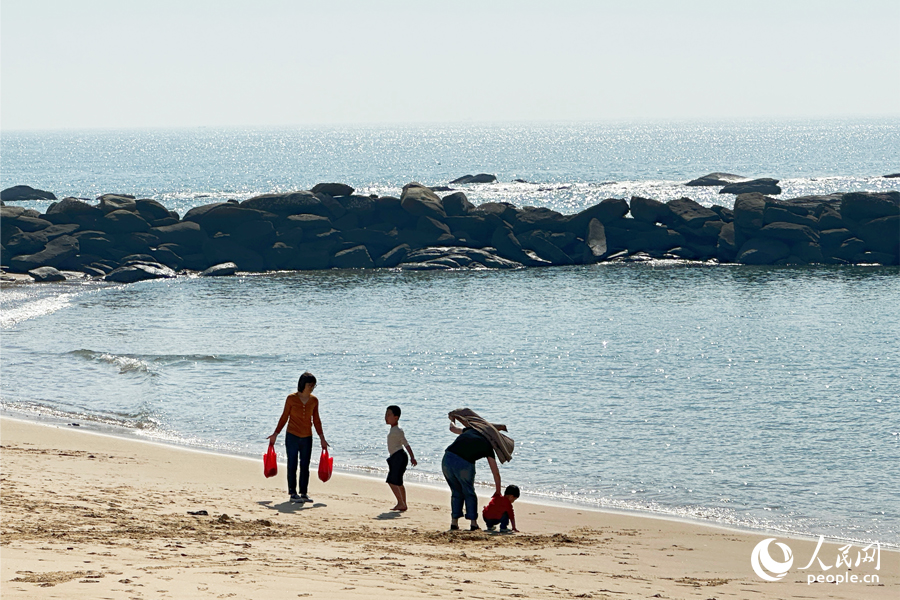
[1,182,897,283]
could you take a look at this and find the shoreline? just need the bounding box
[1,410,894,551]
[2,416,897,599]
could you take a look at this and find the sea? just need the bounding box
[1,119,898,547]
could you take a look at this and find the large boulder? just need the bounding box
[518,230,573,265]
[43,198,103,227]
[311,183,355,197]
[736,238,790,265]
[283,213,334,235]
[717,222,738,262]
[200,262,238,277]
[376,244,411,268]
[756,222,819,244]
[28,266,66,282]
[400,183,446,220]
[666,197,719,229]
[733,193,768,233]
[10,215,52,233]
[720,178,781,196]
[473,202,517,223]
[855,215,900,256]
[5,231,50,256]
[98,194,138,213]
[1,185,57,202]
[449,173,497,184]
[241,192,332,217]
[151,221,207,251]
[626,225,684,254]
[763,206,818,228]
[135,198,172,222]
[685,173,746,187]
[9,235,80,272]
[568,198,630,234]
[202,234,265,272]
[187,204,274,235]
[105,262,177,283]
[100,210,151,234]
[332,245,375,269]
[442,192,475,217]
[335,195,377,226]
[840,192,900,225]
[630,196,674,224]
[512,206,571,234]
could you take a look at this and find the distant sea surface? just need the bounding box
[2,120,898,546]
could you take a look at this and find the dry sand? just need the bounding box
[1,416,895,599]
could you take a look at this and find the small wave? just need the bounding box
[0,292,76,328]
[68,349,156,375]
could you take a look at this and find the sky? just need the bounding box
[1,0,898,130]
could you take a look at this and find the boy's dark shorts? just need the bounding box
[386,449,408,486]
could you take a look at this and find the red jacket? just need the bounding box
[482,493,516,529]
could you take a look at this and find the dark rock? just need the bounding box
[568,199,630,234]
[200,262,238,277]
[121,254,158,265]
[180,253,211,271]
[884,173,900,178]
[840,192,900,224]
[332,211,359,230]
[2,185,57,202]
[512,207,571,234]
[417,216,451,236]
[100,210,151,234]
[518,230,574,265]
[720,178,781,196]
[187,204,274,235]
[736,238,790,265]
[791,241,824,264]
[666,197,719,229]
[429,186,454,193]
[685,173,746,187]
[586,219,608,260]
[400,183,446,220]
[733,193,768,232]
[716,222,738,262]
[12,216,53,233]
[332,245,375,269]
[317,195,347,220]
[699,220,726,239]
[98,195,138,213]
[135,199,171,222]
[374,195,402,212]
[152,246,183,269]
[400,261,453,271]
[756,222,819,243]
[473,202,517,223]
[816,206,844,230]
[603,218,657,252]
[311,183,355,197]
[442,192,474,217]
[6,231,50,255]
[117,232,160,254]
[291,241,334,270]
[854,251,897,265]
[151,222,206,251]
[284,213,334,235]
[231,220,276,250]
[150,216,180,228]
[28,266,66,282]
[819,228,853,250]
[626,225,684,254]
[445,214,497,243]
[241,192,331,217]
[450,173,497,184]
[44,198,103,227]
[711,205,734,223]
[73,230,115,255]
[182,202,230,222]
[764,206,818,228]
[105,262,176,283]
[855,215,899,256]
[202,235,265,272]
[377,244,411,268]
[630,196,674,224]
[9,235,79,272]
[491,227,541,265]
[833,238,867,261]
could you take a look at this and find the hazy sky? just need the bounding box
[2,0,898,130]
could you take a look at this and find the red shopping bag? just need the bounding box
[317,449,333,482]
[263,443,278,478]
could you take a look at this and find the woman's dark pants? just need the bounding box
[285,433,313,495]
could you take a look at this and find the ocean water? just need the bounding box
[1,120,899,547]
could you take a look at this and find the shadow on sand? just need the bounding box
[257,500,327,514]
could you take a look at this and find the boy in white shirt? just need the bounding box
[385,405,417,511]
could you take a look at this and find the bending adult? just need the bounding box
[442,408,515,531]
[268,371,328,504]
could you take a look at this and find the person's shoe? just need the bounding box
[449,524,460,531]
[486,524,496,531]
[499,526,510,533]
[469,523,480,531]
[289,493,303,503]
[299,494,312,503]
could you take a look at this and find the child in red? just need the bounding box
[482,484,520,532]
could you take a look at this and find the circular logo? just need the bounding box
[751,538,794,581]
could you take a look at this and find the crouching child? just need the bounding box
[483,485,520,532]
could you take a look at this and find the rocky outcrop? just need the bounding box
[685,173,746,187]
[3,183,897,282]
[1,185,57,202]
[720,178,782,196]
[449,174,497,184]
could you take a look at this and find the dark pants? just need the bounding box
[484,513,510,529]
[285,433,313,495]
[442,450,477,520]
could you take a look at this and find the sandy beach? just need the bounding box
[1,417,895,600]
